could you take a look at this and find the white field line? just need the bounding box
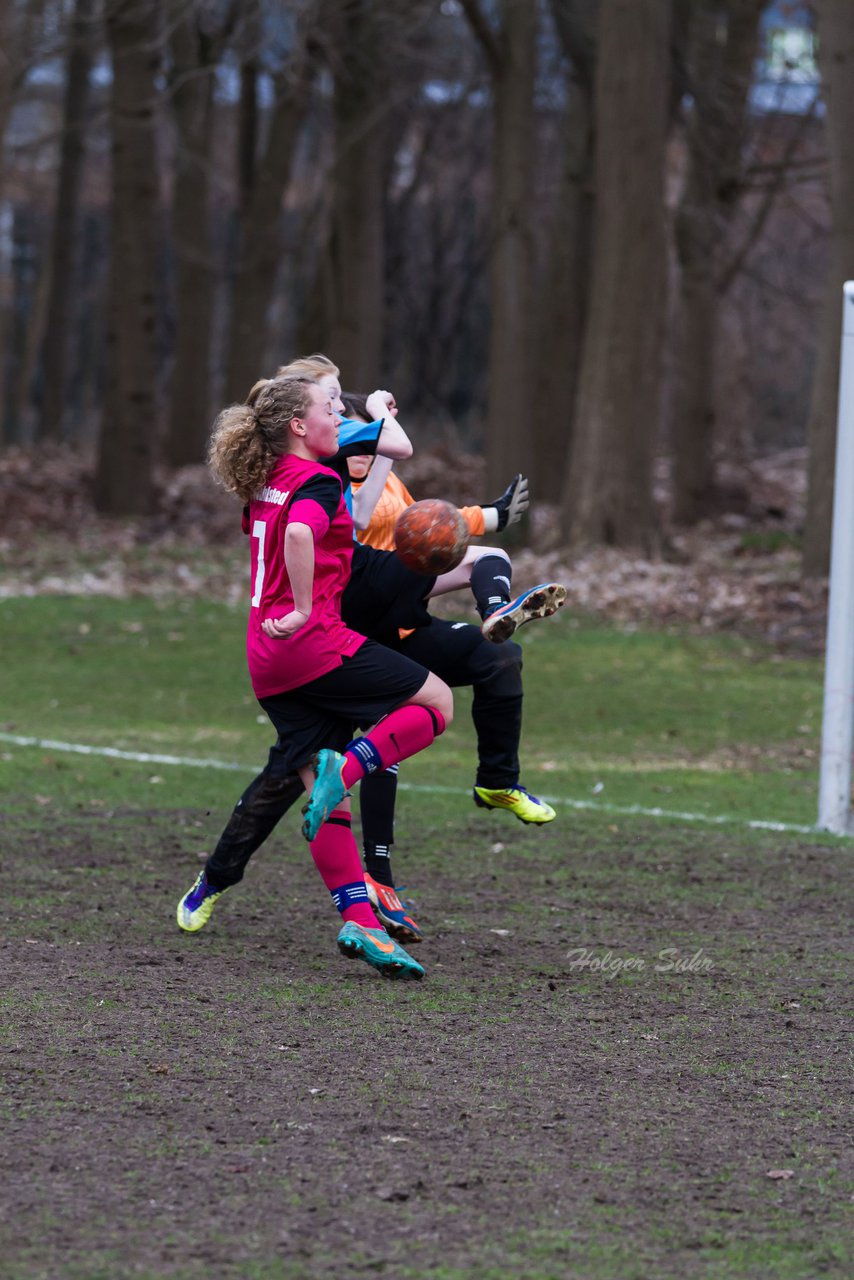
[0,733,249,771]
[0,731,825,836]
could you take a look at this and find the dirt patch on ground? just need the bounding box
[1,804,851,1278]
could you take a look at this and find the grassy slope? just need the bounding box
[0,597,828,829]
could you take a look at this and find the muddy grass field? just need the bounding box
[2,792,851,1280]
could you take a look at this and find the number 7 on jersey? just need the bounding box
[251,519,267,607]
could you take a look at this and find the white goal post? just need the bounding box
[818,281,854,835]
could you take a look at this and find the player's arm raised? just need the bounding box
[351,455,395,530]
[366,389,413,460]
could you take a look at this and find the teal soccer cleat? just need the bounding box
[336,921,425,980]
[301,749,348,841]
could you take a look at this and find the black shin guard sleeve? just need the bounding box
[205,771,304,888]
[470,554,512,619]
[359,766,398,850]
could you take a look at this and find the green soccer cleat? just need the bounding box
[336,921,425,980]
[176,871,229,932]
[473,784,556,825]
[301,749,348,842]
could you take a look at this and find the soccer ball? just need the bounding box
[394,499,470,576]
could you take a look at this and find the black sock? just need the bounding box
[470,554,513,619]
[360,766,398,888]
[364,841,395,889]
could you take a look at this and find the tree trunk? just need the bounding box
[94,0,161,516]
[2,205,41,444]
[460,0,537,491]
[0,0,48,434]
[13,220,51,437]
[531,0,596,503]
[486,0,537,494]
[563,0,670,549]
[670,1,764,524]
[74,208,110,444]
[670,266,717,517]
[306,0,433,388]
[0,0,47,172]
[326,33,389,389]
[39,0,95,441]
[530,91,594,503]
[225,39,312,404]
[803,0,854,576]
[165,6,216,465]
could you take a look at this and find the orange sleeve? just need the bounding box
[460,505,486,537]
[353,472,414,551]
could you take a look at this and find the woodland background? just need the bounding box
[1,0,852,577]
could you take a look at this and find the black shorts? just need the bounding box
[342,543,436,643]
[395,616,523,688]
[258,639,429,775]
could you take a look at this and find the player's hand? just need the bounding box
[365,389,398,420]
[484,474,529,531]
[262,609,309,638]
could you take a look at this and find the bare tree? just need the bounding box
[461,0,538,493]
[39,0,96,441]
[803,0,854,576]
[531,0,597,502]
[322,0,394,389]
[3,204,48,444]
[164,0,224,465]
[0,0,49,174]
[300,0,436,389]
[563,0,670,549]
[669,0,765,524]
[224,1,317,403]
[0,0,51,441]
[94,0,162,515]
[385,94,492,420]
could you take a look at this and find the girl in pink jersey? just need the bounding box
[176,376,453,980]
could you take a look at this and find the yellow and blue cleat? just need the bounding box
[473,784,556,825]
[176,871,229,932]
[337,921,425,980]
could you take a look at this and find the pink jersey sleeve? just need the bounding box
[288,498,332,541]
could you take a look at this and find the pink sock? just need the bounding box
[341,705,446,788]
[309,808,380,929]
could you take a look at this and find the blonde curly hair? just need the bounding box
[207,376,317,504]
[275,352,340,381]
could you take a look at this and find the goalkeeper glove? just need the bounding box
[482,474,529,532]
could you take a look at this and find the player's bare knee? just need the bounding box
[473,547,511,566]
[434,683,454,728]
[416,674,453,728]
